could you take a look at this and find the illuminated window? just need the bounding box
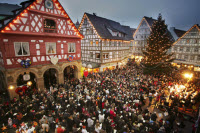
[103,53,109,59]
[186,39,190,44]
[96,41,99,46]
[90,41,93,46]
[44,19,56,33]
[96,53,100,59]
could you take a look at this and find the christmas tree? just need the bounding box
[142,14,174,74]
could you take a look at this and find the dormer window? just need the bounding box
[44,19,57,33]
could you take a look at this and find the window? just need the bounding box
[186,47,190,52]
[96,53,100,59]
[103,53,109,59]
[109,41,112,46]
[68,43,76,53]
[44,19,56,33]
[46,42,56,54]
[194,48,199,52]
[113,52,115,59]
[80,29,83,34]
[14,42,30,56]
[84,18,87,25]
[186,39,190,44]
[194,39,198,44]
[89,52,93,59]
[86,29,90,34]
[90,41,93,46]
[198,55,200,61]
[96,41,99,46]
[178,54,182,59]
[184,55,188,60]
[114,41,117,47]
[119,42,121,46]
[179,47,183,52]
[174,47,177,51]
[190,56,194,60]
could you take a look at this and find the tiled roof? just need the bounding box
[174,28,186,37]
[0,0,34,29]
[85,13,133,41]
[144,16,156,27]
[0,3,21,16]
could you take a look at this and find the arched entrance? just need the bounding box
[63,65,78,81]
[16,72,37,89]
[43,68,58,89]
[0,71,9,101]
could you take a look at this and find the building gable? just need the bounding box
[1,0,82,38]
[173,25,200,46]
[78,13,101,39]
[133,18,151,40]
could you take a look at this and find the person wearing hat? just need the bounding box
[81,125,88,133]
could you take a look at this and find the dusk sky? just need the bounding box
[1,0,200,30]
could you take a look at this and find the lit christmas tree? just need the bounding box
[142,14,174,74]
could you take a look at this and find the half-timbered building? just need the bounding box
[79,13,134,72]
[0,0,83,99]
[171,24,200,71]
[131,16,156,61]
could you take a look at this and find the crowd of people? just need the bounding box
[0,59,200,133]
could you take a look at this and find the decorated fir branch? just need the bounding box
[142,14,174,74]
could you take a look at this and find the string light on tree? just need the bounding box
[142,14,174,74]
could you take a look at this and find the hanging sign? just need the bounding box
[21,60,32,68]
[51,57,59,65]
[67,55,73,62]
[23,74,30,81]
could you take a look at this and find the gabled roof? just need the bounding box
[174,28,186,37]
[173,24,200,45]
[0,3,21,16]
[133,16,156,38]
[81,13,133,41]
[144,16,156,28]
[0,0,82,37]
[169,27,186,41]
[0,0,33,30]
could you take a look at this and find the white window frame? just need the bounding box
[68,42,76,53]
[14,42,30,56]
[46,42,57,55]
[96,53,100,60]
[103,53,109,59]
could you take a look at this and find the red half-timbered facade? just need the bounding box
[0,0,83,99]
